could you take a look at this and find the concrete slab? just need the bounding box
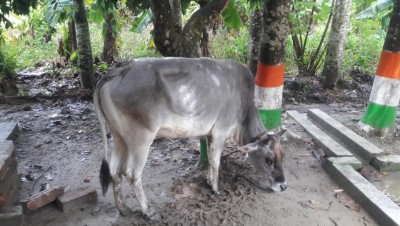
[307,109,383,161]
[55,188,97,213]
[287,111,353,157]
[326,156,363,170]
[0,122,18,142]
[371,155,400,172]
[0,205,24,226]
[324,163,400,226]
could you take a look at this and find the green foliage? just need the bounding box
[0,0,38,28]
[0,30,17,78]
[342,19,384,73]
[289,0,333,77]
[221,0,242,30]
[45,0,75,27]
[30,6,56,40]
[130,9,151,33]
[355,0,394,32]
[210,28,248,63]
[355,0,394,19]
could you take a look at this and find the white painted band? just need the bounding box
[254,85,283,110]
[369,75,400,107]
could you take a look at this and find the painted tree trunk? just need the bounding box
[247,8,262,77]
[255,0,291,130]
[358,0,400,137]
[102,12,118,64]
[322,0,352,89]
[73,0,95,89]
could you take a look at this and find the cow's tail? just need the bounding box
[93,84,112,195]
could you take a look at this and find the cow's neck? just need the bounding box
[239,110,266,145]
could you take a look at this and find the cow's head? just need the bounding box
[238,130,287,192]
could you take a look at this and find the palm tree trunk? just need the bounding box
[102,12,118,64]
[247,8,262,77]
[322,0,352,89]
[68,20,77,54]
[73,0,95,89]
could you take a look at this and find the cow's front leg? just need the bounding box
[207,135,225,194]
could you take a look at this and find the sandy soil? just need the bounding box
[0,99,379,226]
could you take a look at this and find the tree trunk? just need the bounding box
[247,8,262,77]
[149,0,228,57]
[73,0,95,89]
[68,20,77,54]
[358,0,400,137]
[149,0,180,56]
[255,0,291,130]
[322,0,352,89]
[200,27,210,57]
[102,12,118,64]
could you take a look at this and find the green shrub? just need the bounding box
[210,28,249,64]
[0,29,18,79]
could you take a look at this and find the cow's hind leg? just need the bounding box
[207,133,226,194]
[124,131,160,220]
[109,130,131,216]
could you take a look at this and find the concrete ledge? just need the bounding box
[326,157,363,170]
[324,163,400,226]
[0,122,18,142]
[307,109,383,161]
[287,111,353,157]
[371,155,400,172]
[0,205,24,226]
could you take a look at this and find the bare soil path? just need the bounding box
[0,99,379,226]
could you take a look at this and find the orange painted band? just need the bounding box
[255,63,285,88]
[376,51,400,80]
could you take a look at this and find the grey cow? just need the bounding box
[93,57,287,220]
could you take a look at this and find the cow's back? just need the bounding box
[98,57,256,137]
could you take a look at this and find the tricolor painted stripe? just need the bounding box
[255,63,285,129]
[376,51,400,79]
[362,102,397,128]
[255,64,285,87]
[368,76,400,107]
[362,51,400,129]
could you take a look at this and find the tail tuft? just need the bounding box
[100,158,111,195]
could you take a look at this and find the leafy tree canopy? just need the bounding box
[0,0,38,28]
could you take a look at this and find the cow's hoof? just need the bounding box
[119,208,133,217]
[212,189,221,196]
[146,209,161,221]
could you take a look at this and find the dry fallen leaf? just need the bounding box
[336,192,361,212]
[298,200,332,211]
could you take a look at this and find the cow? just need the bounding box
[93,57,287,220]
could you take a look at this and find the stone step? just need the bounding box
[325,164,400,226]
[307,109,383,162]
[371,155,400,172]
[287,110,353,157]
[0,122,18,142]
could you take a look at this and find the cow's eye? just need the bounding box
[266,159,273,166]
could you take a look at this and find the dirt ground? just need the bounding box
[1,68,397,226]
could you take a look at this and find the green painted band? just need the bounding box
[200,138,208,161]
[362,102,398,128]
[258,109,282,129]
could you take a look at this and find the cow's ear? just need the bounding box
[238,143,258,153]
